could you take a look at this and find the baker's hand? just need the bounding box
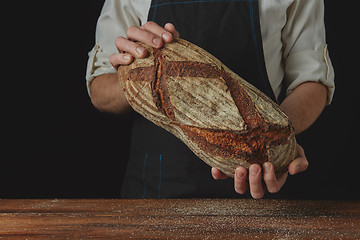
[110,21,179,68]
[212,144,308,199]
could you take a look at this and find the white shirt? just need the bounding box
[86,0,335,103]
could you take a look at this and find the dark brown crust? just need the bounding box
[165,61,219,78]
[151,50,175,120]
[220,69,268,130]
[126,61,219,82]
[128,66,155,83]
[177,124,292,165]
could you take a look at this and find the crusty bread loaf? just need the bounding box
[118,38,297,177]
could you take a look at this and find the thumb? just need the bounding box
[211,167,229,180]
[289,144,309,175]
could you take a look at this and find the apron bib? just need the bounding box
[121,0,275,198]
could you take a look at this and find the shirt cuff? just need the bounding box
[285,45,335,105]
[85,44,117,96]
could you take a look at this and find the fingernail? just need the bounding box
[135,47,145,56]
[162,32,171,42]
[123,54,130,60]
[251,167,260,176]
[152,37,162,47]
[264,162,271,172]
[236,170,244,179]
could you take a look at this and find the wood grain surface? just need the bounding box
[0,199,359,239]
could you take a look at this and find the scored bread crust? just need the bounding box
[118,38,297,178]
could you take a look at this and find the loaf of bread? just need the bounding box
[118,38,297,177]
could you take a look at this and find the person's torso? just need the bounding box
[121,0,276,199]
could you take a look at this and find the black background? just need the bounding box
[1,1,359,199]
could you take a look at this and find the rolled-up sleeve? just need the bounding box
[282,0,335,104]
[85,0,150,95]
[86,43,117,86]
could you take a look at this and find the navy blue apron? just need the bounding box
[121,0,276,198]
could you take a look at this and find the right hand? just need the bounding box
[212,144,309,199]
[110,21,179,68]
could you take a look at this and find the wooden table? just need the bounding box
[0,199,359,239]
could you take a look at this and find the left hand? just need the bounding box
[211,144,308,199]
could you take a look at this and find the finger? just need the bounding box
[164,23,180,39]
[288,158,309,175]
[140,21,174,43]
[109,53,133,69]
[263,162,287,193]
[115,36,147,58]
[262,162,279,193]
[249,164,265,199]
[211,167,228,180]
[234,166,248,194]
[127,25,163,48]
[289,144,309,175]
